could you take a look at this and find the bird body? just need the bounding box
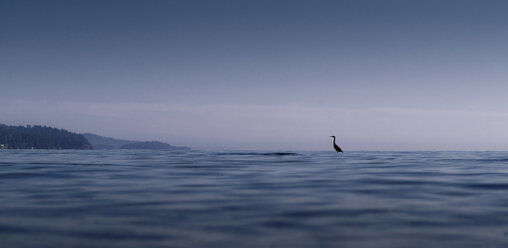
[330,136,343,153]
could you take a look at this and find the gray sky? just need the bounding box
[1,0,508,150]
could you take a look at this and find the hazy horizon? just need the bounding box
[2,0,508,151]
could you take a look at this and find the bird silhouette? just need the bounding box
[330,136,343,153]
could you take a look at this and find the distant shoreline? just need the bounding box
[0,124,189,151]
[82,133,190,151]
[0,124,92,150]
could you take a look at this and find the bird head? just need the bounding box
[330,136,335,138]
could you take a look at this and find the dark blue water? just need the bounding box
[1,150,508,247]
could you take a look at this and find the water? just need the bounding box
[1,150,508,247]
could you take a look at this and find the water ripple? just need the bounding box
[1,150,508,247]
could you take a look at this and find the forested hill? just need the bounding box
[82,133,189,150]
[0,124,92,149]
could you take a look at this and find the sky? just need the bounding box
[1,0,508,151]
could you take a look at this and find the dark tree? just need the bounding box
[0,124,93,149]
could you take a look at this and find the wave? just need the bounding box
[214,152,301,156]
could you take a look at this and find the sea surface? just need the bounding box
[1,150,508,247]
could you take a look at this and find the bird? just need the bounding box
[330,136,343,153]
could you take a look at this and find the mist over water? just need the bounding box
[1,150,508,247]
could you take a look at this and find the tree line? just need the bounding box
[0,124,92,149]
